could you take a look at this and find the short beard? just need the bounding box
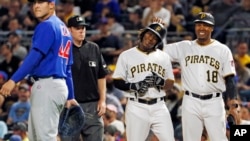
[197,38,209,45]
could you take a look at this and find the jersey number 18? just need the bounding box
[206,70,218,83]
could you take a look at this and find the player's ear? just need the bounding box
[210,25,214,31]
[210,27,214,32]
[209,25,214,32]
[49,2,55,10]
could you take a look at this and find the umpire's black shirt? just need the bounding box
[71,40,108,103]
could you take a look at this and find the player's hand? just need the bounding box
[152,72,165,87]
[0,80,16,97]
[130,81,149,97]
[144,72,165,92]
[65,99,79,109]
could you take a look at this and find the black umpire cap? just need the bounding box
[193,12,215,26]
[67,15,89,27]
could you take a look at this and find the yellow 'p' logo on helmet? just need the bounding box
[155,26,162,31]
[200,13,206,19]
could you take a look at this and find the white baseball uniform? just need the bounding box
[112,47,175,141]
[163,39,236,141]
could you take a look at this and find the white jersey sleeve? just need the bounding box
[112,50,128,81]
[221,45,236,77]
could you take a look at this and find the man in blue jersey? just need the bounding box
[0,0,78,140]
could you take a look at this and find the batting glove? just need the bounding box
[129,80,149,97]
[152,72,165,86]
[144,72,165,92]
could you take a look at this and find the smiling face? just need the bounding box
[195,22,213,45]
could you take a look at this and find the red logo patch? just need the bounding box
[231,60,235,67]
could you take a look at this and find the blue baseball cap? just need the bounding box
[28,0,56,3]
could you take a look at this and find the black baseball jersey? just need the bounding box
[72,40,108,103]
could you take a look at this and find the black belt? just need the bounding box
[129,97,165,105]
[185,91,221,100]
[31,76,64,81]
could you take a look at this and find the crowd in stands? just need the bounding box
[0,0,250,141]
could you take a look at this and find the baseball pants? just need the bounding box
[28,78,67,141]
[125,99,175,141]
[182,94,228,141]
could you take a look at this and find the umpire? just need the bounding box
[62,15,108,141]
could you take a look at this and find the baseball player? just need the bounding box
[0,0,78,140]
[112,23,175,141]
[162,12,238,141]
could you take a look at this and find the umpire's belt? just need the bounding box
[185,91,221,100]
[129,96,165,105]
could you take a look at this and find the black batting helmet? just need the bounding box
[194,12,215,26]
[140,23,166,48]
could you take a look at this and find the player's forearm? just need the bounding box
[66,65,74,100]
[98,78,106,101]
[11,48,43,83]
[225,75,238,100]
[113,79,130,91]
